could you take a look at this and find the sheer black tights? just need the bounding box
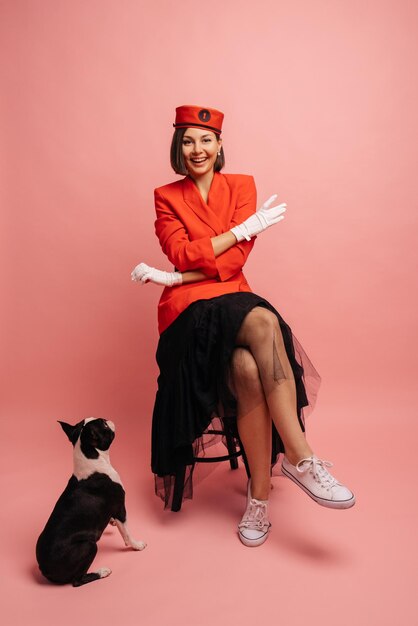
[228,307,312,487]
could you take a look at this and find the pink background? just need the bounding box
[1,1,417,624]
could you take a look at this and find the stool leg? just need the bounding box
[171,465,186,512]
[225,431,239,470]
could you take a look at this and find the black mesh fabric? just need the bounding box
[151,292,321,509]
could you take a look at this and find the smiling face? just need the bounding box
[181,127,222,178]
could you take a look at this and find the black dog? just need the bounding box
[36,418,146,586]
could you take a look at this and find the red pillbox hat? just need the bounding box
[173,105,224,135]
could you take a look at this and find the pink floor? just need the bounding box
[2,384,416,626]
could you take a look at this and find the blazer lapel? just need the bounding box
[182,173,228,235]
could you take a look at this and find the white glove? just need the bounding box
[230,194,286,242]
[131,262,183,287]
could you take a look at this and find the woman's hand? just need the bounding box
[230,194,286,242]
[131,262,183,287]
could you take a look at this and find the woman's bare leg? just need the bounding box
[235,307,313,466]
[229,348,271,500]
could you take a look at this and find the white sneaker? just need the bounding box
[281,455,356,509]
[238,480,271,547]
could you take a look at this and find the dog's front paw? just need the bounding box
[129,539,146,551]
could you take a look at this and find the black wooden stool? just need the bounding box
[171,421,251,512]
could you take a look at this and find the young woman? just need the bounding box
[132,104,355,547]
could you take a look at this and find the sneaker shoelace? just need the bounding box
[296,456,339,491]
[238,499,271,531]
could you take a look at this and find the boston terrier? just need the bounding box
[36,417,146,587]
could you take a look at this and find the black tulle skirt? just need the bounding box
[151,292,321,509]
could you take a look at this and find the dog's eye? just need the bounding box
[103,422,109,428]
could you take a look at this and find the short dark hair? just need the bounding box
[170,127,225,175]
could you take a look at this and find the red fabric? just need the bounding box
[154,172,257,334]
[173,104,224,134]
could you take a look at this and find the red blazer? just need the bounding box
[154,172,257,334]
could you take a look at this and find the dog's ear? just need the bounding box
[58,421,75,441]
[58,421,82,445]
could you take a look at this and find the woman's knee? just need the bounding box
[239,307,284,345]
[229,347,262,392]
